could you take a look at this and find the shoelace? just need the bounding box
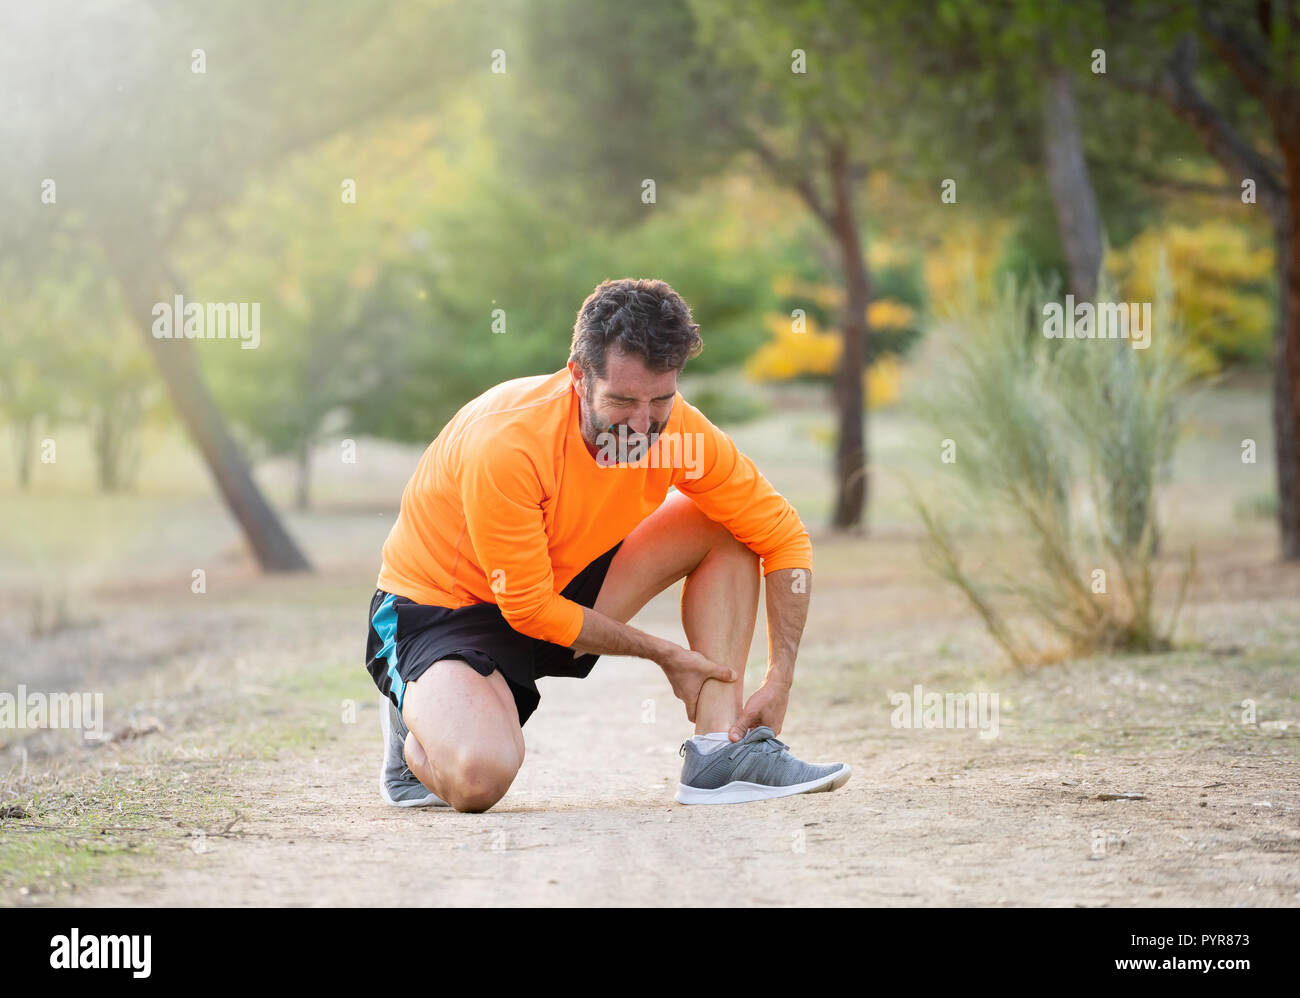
[677,730,791,760]
[729,733,789,761]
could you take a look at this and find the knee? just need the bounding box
[439,747,519,813]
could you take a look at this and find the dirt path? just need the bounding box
[50,592,1300,908]
[1,527,1296,907]
[5,384,1297,906]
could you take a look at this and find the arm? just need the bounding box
[570,606,737,724]
[722,567,811,741]
[459,442,587,646]
[761,566,812,691]
[671,397,813,577]
[462,439,733,719]
[667,400,815,739]
[569,605,673,660]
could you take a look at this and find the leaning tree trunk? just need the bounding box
[107,250,312,572]
[1042,67,1103,303]
[295,436,312,512]
[826,141,871,531]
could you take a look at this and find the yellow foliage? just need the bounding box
[867,239,908,269]
[1105,221,1274,371]
[756,283,917,381]
[747,313,839,379]
[747,311,904,408]
[867,299,916,330]
[864,354,902,409]
[770,275,843,310]
[924,220,1013,313]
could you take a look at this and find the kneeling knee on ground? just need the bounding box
[439,746,519,812]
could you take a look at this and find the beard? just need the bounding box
[581,386,663,464]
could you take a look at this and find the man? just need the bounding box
[365,278,850,812]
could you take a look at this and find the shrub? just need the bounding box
[907,262,1196,665]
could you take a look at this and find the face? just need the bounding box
[569,349,677,457]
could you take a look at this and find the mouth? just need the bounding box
[590,424,662,464]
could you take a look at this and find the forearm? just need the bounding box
[569,604,677,663]
[763,568,811,687]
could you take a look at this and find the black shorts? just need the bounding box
[364,541,622,728]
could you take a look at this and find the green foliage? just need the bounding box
[187,117,443,480]
[677,371,769,426]
[351,155,806,443]
[504,0,743,228]
[0,256,157,491]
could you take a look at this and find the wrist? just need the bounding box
[763,667,793,689]
[652,637,682,667]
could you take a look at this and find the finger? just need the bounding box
[728,711,756,742]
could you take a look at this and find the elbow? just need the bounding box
[498,598,563,644]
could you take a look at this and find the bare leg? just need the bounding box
[591,490,761,734]
[680,530,760,734]
[400,659,524,813]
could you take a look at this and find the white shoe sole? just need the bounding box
[675,763,852,805]
[379,698,449,808]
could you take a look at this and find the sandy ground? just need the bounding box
[21,540,1297,909]
[2,383,1297,907]
[64,710,1300,907]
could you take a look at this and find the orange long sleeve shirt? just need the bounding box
[375,367,812,646]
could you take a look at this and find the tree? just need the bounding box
[189,118,443,509]
[0,264,77,488]
[1107,0,1300,558]
[0,0,477,568]
[505,0,955,530]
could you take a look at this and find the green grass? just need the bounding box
[0,649,371,904]
[0,761,241,902]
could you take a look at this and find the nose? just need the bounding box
[627,407,652,436]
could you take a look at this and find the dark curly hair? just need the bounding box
[569,278,703,380]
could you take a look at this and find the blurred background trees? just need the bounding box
[0,0,1291,594]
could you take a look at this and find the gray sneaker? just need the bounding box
[675,725,851,805]
[380,698,449,808]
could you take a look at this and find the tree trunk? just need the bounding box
[106,251,312,572]
[1042,67,1103,302]
[1042,64,1162,555]
[1274,154,1300,558]
[295,437,312,512]
[13,416,34,490]
[94,405,117,492]
[826,141,870,531]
